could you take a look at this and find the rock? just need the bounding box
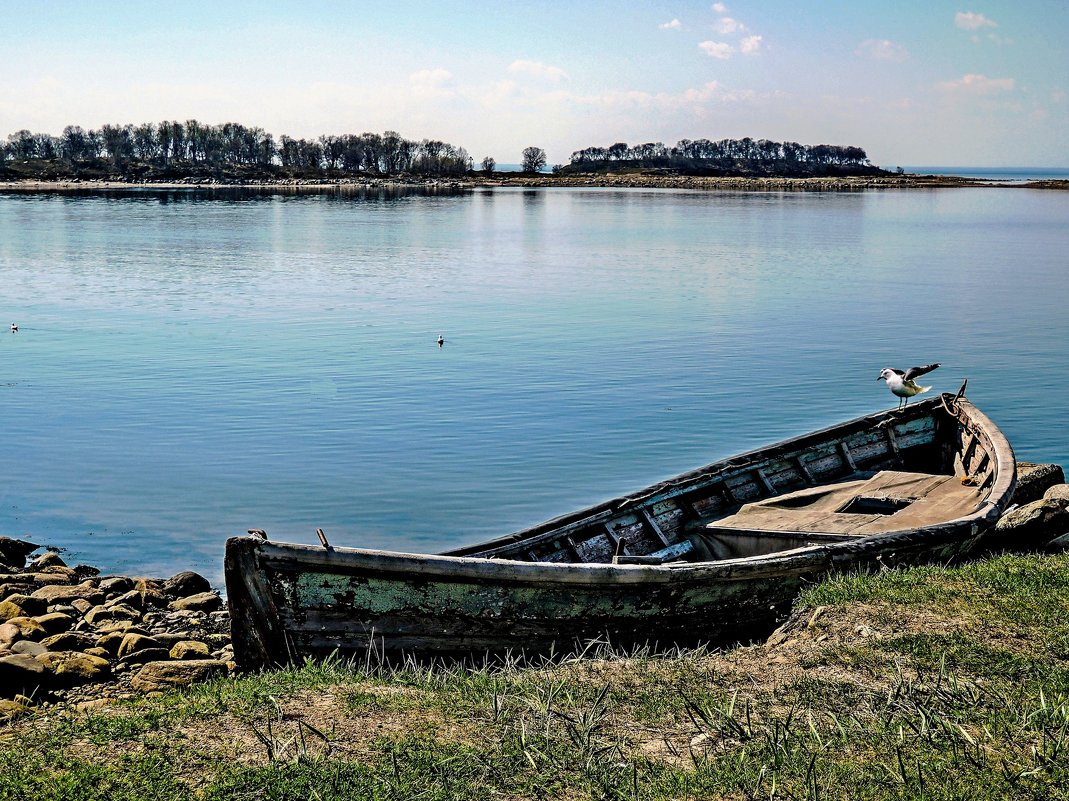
[30,582,104,606]
[130,659,228,693]
[170,640,210,660]
[1043,484,1069,506]
[162,571,211,598]
[989,498,1069,552]
[0,537,37,569]
[24,572,74,586]
[70,598,94,615]
[3,594,47,616]
[11,640,47,657]
[169,592,222,613]
[38,651,112,687]
[117,632,163,659]
[0,616,47,644]
[121,647,170,665]
[98,576,134,595]
[106,589,148,610]
[0,653,47,697]
[0,698,33,721]
[84,647,111,660]
[1011,463,1066,506]
[29,551,67,570]
[34,612,75,636]
[0,600,28,621]
[131,579,169,608]
[36,565,78,582]
[84,603,142,627]
[41,631,97,652]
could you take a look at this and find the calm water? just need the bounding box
[1,186,1067,585]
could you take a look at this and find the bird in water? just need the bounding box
[877,363,940,409]
[9,323,16,333]
[437,334,445,348]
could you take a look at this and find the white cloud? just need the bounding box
[715,16,745,35]
[409,68,454,87]
[955,11,997,30]
[699,41,734,59]
[740,35,763,54]
[712,2,727,12]
[508,59,568,81]
[659,18,682,30]
[856,39,908,62]
[937,73,1014,93]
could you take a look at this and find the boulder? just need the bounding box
[1043,484,1069,506]
[0,653,47,697]
[0,617,47,644]
[162,571,211,598]
[0,537,37,569]
[11,640,47,657]
[989,498,1069,552]
[0,600,28,622]
[37,651,112,687]
[170,640,210,660]
[33,612,74,636]
[29,582,103,607]
[3,594,47,616]
[41,631,97,652]
[169,592,223,613]
[98,576,134,595]
[117,632,163,659]
[84,603,142,627]
[28,551,66,570]
[120,647,170,665]
[130,659,228,693]
[0,698,33,722]
[1011,463,1066,506]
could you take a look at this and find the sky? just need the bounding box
[2,1,1066,168]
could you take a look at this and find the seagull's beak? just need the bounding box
[875,375,882,381]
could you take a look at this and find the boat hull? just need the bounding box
[226,394,1016,668]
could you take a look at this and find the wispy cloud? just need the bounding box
[659,18,682,30]
[740,35,763,54]
[704,4,762,59]
[856,39,908,62]
[937,73,1014,93]
[955,11,997,30]
[507,59,568,81]
[715,16,745,35]
[699,41,734,59]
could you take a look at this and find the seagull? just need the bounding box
[877,363,940,408]
[437,334,445,347]
[9,323,16,333]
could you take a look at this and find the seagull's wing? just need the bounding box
[903,363,940,381]
[889,368,906,376]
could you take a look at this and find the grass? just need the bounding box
[3,552,1069,800]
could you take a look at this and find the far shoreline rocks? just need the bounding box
[0,544,232,721]
[2,173,1067,193]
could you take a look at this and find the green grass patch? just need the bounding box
[3,551,1069,799]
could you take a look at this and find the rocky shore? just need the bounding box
[2,173,1066,193]
[0,542,232,721]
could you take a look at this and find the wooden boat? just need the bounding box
[225,386,1015,669]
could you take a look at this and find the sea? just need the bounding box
[1,184,1067,586]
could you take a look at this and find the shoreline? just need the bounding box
[3,173,1068,193]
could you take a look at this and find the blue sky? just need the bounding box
[3,1,1066,167]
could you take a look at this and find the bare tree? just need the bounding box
[521,146,546,173]
[481,156,496,173]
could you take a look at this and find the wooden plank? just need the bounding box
[640,508,672,547]
[839,441,858,474]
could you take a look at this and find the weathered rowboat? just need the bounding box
[225,386,1015,669]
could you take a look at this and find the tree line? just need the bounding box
[1,121,474,179]
[565,138,881,177]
